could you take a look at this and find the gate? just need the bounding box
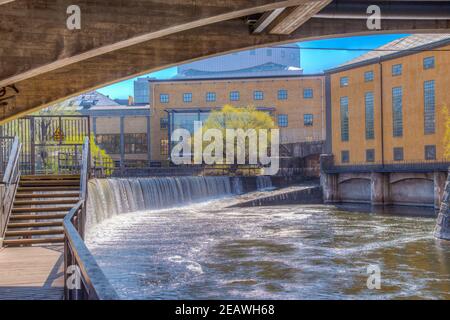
[0,115,90,175]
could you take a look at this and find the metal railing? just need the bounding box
[92,160,266,178]
[322,157,450,174]
[0,115,90,175]
[63,137,118,300]
[0,137,21,243]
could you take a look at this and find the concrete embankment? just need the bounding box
[228,184,323,208]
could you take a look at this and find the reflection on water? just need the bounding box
[87,200,450,300]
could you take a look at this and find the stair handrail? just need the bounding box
[63,201,119,300]
[1,137,22,242]
[63,136,118,299]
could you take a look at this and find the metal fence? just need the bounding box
[0,115,90,175]
[322,159,450,173]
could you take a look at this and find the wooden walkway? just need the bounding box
[0,246,64,300]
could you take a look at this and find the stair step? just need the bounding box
[5,228,64,237]
[3,237,65,246]
[20,180,80,186]
[21,175,80,181]
[17,186,79,192]
[14,199,79,206]
[12,206,73,213]
[15,192,80,199]
[10,213,66,220]
[7,221,63,228]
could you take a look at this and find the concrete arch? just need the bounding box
[1,0,450,123]
[338,178,371,203]
[389,173,435,185]
[390,178,435,206]
[338,173,371,185]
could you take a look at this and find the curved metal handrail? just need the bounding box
[1,137,22,241]
[63,137,119,300]
[63,201,118,300]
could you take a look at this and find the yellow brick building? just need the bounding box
[321,35,450,208]
[327,37,450,166]
[149,75,325,162]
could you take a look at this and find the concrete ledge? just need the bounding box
[228,185,322,208]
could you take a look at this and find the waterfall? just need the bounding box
[86,176,236,231]
[256,176,274,191]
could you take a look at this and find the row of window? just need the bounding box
[340,80,436,142]
[96,134,148,154]
[339,56,436,87]
[160,114,314,129]
[159,88,314,103]
[341,145,437,163]
[277,114,314,127]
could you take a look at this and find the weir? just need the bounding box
[86,176,238,230]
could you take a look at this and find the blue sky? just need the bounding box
[98,34,409,99]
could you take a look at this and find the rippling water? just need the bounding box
[87,199,450,300]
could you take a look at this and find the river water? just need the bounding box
[87,198,450,300]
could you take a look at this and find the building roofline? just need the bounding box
[148,73,324,84]
[324,37,450,74]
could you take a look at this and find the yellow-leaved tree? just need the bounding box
[200,105,275,169]
[443,104,450,160]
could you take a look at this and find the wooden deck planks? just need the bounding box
[0,246,64,300]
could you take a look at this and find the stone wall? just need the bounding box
[435,170,450,240]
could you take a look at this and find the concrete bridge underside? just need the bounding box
[1,0,450,123]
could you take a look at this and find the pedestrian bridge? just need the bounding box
[1,0,450,123]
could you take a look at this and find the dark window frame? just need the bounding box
[253,90,264,101]
[393,147,404,161]
[183,92,193,103]
[392,86,403,137]
[423,56,435,70]
[365,92,375,140]
[392,64,402,76]
[425,145,436,160]
[303,88,314,99]
[341,150,350,163]
[277,114,288,127]
[303,114,313,126]
[424,80,436,135]
[366,149,375,163]
[340,76,349,87]
[229,91,240,101]
[278,89,288,100]
[159,93,169,103]
[340,96,349,142]
[364,71,374,82]
[206,92,216,102]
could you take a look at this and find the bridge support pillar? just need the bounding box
[321,172,339,203]
[435,170,450,240]
[371,172,390,205]
[434,171,447,210]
